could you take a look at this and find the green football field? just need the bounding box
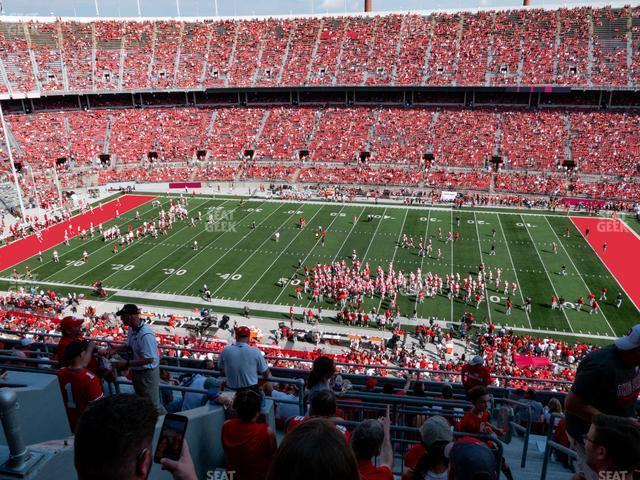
[2,194,638,339]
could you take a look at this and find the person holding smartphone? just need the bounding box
[75,394,197,480]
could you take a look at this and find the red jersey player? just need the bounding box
[56,340,103,431]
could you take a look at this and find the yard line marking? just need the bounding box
[31,196,172,280]
[415,209,432,314]
[143,200,267,291]
[303,206,367,310]
[520,214,573,332]
[169,200,279,295]
[209,203,304,298]
[0,274,620,339]
[495,213,532,329]
[545,216,616,336]
[180,202,297,295]
[329,206,367,265]
[450,208,454,322]
[360,208,388,265]
[272,205,346,304]
[377,209,408,312]
[241,205,326,301]
[71,201,226,288]
[473,212,493,324]
[115,199,246,291]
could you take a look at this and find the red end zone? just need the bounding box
[0,194,156,272]
[570,216,640,311]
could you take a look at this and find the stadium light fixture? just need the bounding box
[26,165,40,220]
[0,104,27,223]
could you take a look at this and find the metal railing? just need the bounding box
[0,327,575,389]
[0,354,307,416]
[540,413,577,480]
[495,398,532,468]
[334,420,505,478]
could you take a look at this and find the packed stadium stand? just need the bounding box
[0,7,638,92]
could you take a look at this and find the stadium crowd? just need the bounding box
[3,302,637,480]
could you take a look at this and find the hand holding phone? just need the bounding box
[160,438,198,480]
[154,414,189,464]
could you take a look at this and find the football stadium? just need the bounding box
[0,0,638,479]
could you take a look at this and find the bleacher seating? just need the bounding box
[0,6,634,93]
[0,104,638,200]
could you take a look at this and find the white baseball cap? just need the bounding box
[470,355,484,366]
[614,324,640,351]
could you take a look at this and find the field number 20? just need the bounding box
[111,264,135,271]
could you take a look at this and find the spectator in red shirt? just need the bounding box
[267,418,359,480]
[57,340,103,431]
[457,386,503,437]
[351,407,393,480]
[56,317,83,362]
[403,415,453,480]
[222,389,277,480]
[457,387,513,480]
[460,355,491,392]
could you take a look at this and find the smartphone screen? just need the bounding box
[154,414,188,463]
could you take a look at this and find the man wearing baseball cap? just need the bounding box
[218,325,270,392]
[110,304,165,414]
[460,355,491,393]
[565,324,640,480]
[403,415,454,479]
[56,316,85,367]
[447,441,498,480]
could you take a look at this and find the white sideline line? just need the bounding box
[0,278,617,340]
[520,214,574,333]
[495,213,532,329]
[569,217,640,313]
[545,216,616,336]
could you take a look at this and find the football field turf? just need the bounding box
[1,193,638,339]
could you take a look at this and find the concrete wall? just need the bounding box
[0,371,72,446]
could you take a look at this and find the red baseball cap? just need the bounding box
[60,317,83,331]
[235,326,251,338]
[365,378,378,389]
